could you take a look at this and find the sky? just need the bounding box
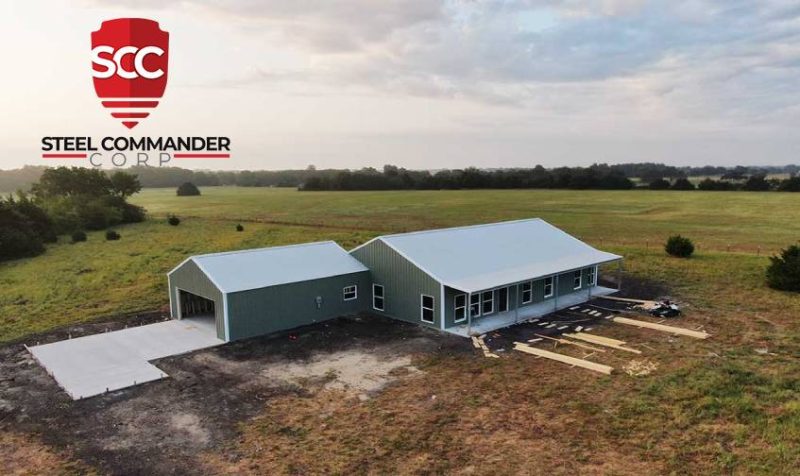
[1,0,799,170]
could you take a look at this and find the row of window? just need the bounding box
[345,266,597,325]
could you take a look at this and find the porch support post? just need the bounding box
[467,292,472,336]
[617,260,623,291]
[554,274,559,312]
[515,283,520,324]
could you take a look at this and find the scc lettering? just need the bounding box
[91,45,164,80]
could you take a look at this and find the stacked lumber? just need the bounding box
[612,317,710,339]
[513,342,613,375]
[563,332,642,354]
[471,336,500,358]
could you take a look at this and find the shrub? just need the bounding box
[176,182,201,196]
[665,235,694,258]
[0,225,44,260]
[236,224,244,232]
[105,230,121,241]
[168,215,180,226]
[671,178,696,190]
[71,231,87,243]
[766,245,800,292]
[648,178,670,190]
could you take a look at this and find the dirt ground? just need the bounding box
[0,276,713,475]
[0,312,466,475]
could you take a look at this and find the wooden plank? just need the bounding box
[612,317,710,339]
[597,296,652,305]
[513,343,613,375]
[534,334,605,353]
[564,333,642,354]
[564,332,626,346]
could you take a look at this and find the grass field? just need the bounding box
[2,187,800,474]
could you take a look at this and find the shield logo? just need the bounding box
[91,19,169,129]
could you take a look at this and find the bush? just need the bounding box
[0,225,44,260]
[665,235,694,258]
[176,182,201,196]
[766,245,800,292]
[71,231,87,243]
[671,178,696,190]
[168,215,180,226]
[236,224,244,232]
[648,178,670,190]
[105,230,121,241]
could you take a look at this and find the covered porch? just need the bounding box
[445,285,618,337]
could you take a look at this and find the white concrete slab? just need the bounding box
[28,317,224,400]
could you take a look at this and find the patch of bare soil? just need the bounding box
[0,314,465,475]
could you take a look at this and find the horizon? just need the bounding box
[2,1,799,170]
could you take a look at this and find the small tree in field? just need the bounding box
[71,231,87,243]
[105,230,121,241]
[168,215,180,226]
[766,244,800,292]
[236,224,244,232]
[176,182,201,196]
[665,235,694,258]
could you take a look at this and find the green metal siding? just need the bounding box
[350,240,441,329]
[168,260,226,340]
[226,271,370,341]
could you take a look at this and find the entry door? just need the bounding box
[497,287,509,313]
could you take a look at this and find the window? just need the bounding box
[573,270,582,290]
[454,294,466,323]
[521,282,532,304]
[544,277,554,298]
[481,291,494,315]
[421,294,435,323]
[343,285,357,301]
[372,284,384,311]
[588,266,596,286]
[470,294,481,317]
[497,287,508,312]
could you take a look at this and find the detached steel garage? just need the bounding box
[167,241,370,341]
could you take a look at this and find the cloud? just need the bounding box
[88,0,800,126]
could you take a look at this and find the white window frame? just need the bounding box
[343,285,358,301]
[544,277,554,298]
[470,294,481,317]
[454,294,467,323]
[588,266,596,286]
[573,270,582,290]
[521,281,533,304]
[481,291,494,315]
[497,287,509,313]
[372,284,384,311]
[420,294,435,323]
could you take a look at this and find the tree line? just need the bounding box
[2,163,798,193]
[1,167,143,261]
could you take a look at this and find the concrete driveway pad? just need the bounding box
[28,318,224,400]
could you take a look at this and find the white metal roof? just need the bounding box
[365,218,621,293]
[170,241,368,293]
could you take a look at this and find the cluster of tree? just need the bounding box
[0,167,144,261]
[301,164,635,191]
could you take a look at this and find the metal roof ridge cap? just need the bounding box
[192,240,338,261]
[378,217,544,241]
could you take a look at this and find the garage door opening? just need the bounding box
[177,290,218,336]
[178,290,216,319]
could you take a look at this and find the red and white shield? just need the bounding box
[91,18,169,129]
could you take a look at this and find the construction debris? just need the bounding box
[513,342,613,375]
[563,332,642,354]
[622,359,658,376]
[612,317,710,339]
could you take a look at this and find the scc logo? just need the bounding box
[91,18,169,129]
